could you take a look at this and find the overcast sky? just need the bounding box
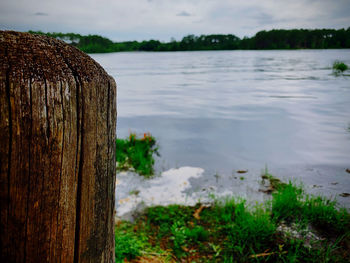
[1,0,349,42]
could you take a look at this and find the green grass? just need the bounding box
[115,220,169,263]
[115,183,350,262]
[271,182,304,221]
[216,200,277,259]
[302,195,348,234]
[116,132,159,177]
[272,182,349,235]
[333,61,348,74]
[115,222,143,262]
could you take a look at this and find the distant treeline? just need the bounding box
[29,28,350,53]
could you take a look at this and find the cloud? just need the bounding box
[254,12,276,25]
[176,11,192,17]
[34,12,48,16]
[0,0,349,41]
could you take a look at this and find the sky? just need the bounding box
[1,0,349,42]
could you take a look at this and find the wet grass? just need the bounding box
[115,183,350,262]
[272,183,349,235]
[116,132,159,177]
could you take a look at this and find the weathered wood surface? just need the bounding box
[0,31,116,263]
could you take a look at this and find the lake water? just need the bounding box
[91,50,350,212]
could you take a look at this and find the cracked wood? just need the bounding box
[0,31,117,263]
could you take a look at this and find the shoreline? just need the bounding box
[115,169,350,262]
[115,165,350,221]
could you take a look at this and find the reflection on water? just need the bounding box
[91,50,350,207]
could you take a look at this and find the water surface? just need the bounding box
[91,50,350,209]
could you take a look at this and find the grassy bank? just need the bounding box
[115,182,350,262]
[115,134,349,261]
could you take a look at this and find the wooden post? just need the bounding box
[0,31,116,263]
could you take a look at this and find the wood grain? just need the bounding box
[0,31,116,263]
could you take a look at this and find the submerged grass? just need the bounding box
[116,132,159,177]
[333,61,348,73]
[333,61,349,76]
[115,182,350,262]
[261,166,287,193]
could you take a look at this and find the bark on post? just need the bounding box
[0,31,116,263]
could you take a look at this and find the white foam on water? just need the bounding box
[116,166,204,217]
